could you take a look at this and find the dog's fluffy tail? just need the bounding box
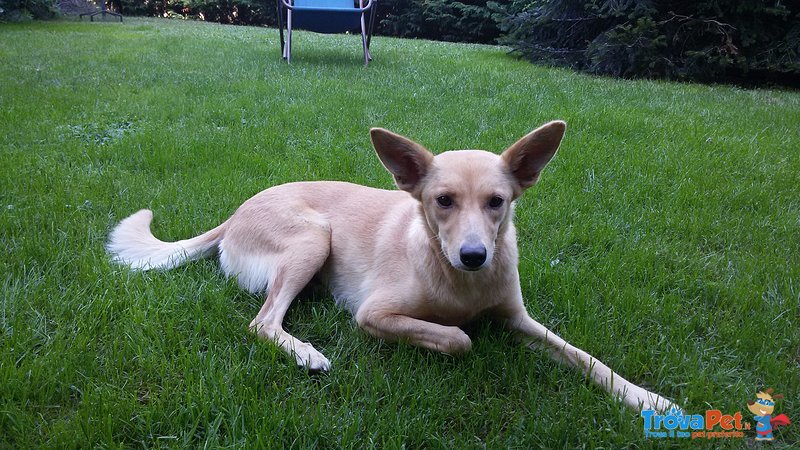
[107,209,227,271]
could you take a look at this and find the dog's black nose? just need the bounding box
[459,244,487,269]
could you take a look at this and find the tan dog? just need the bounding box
[108,121,675,412]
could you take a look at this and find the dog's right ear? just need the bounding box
[370,128,434,195]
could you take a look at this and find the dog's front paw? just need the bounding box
[639,390,679,414]
[439,327,473,355]
[292,343,332,373]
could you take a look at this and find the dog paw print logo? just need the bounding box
[747,388,791,441]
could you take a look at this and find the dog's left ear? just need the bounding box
[501,121,566,194]
[370,128,434,196]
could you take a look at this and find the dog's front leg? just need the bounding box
[355,303,472,355]
[500,308,676,413]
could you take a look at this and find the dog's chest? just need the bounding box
[324,269,507,326]
[418,278,506,326]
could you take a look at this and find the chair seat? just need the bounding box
[292,8,362,34]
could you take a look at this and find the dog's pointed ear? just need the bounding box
[370,128,434,195]
[501,121,566,194]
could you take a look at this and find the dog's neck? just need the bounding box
[402,206,518,325]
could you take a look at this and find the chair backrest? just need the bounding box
[295,0,354,8]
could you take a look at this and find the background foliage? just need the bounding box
[491,0,800,85]
[375,0,499,44]
[116,0,276,25]
[0,0,58,21]
[3,1,798,95]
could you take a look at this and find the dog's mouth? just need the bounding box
[449,261,483,272]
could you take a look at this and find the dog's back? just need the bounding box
[219,181,414,308]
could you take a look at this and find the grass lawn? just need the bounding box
[1,17,799,448]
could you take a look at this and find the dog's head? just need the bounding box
[370,121,565,272]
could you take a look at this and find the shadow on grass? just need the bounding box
[280,47,373,69]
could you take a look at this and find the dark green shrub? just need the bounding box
[491,0,800,85]
[0,0,58,20]
[117,0,277,26]
[375,0,499,44]
[114,0,164,16]
[186,0,275,25]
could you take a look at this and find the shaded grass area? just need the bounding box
[1,17,799,447]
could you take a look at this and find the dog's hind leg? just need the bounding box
[501,310,677,413]
[245,230,332,372]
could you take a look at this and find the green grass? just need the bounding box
[1,17,799,448]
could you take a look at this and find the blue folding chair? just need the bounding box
[277,0,377,65]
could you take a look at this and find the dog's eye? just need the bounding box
[488,196,504,208]
[436,195,453,208]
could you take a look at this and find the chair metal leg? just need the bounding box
[360,13,369,66]
[286,11,293,64]
[366,3,376,59]
[276,0,285,58]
